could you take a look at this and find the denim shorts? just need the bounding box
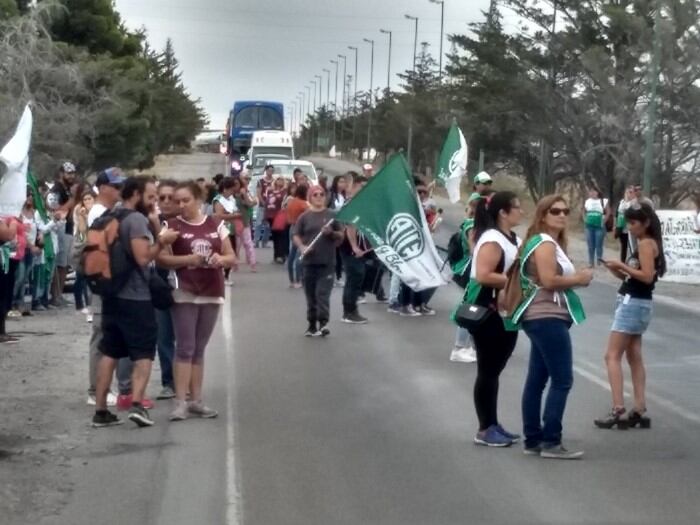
[611,295,653,335]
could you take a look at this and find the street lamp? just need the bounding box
[348,45,359,150]
[363,38,375,162]
[429,0,445,81]
[331,59,339,146]
[379,29,392,93]
[323,68,331,110]
[337,54,347,151]
[405,14,419,71]
[405,14,419,168]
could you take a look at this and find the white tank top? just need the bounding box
[470,229,521,279]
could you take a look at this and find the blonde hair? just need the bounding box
[522,194,569,254]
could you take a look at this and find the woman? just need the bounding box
[72,189,96,321]
[8,194,40,318]
[213,177,241,285]
[292,185,343,336]
[615,187,634,262]
[328,175,348,210]
[0,218,19,343]
[266,176,288,263]
[594,203,666,430]
[234,175,257,272]
[450,192,481,363]
[582,187,610,267]
[286,184,310,288]
[157,181,237,421]
[461,191,522,447]
[511,195,593,459]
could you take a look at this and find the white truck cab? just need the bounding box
[247,131,295,177]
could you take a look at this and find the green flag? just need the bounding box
[28,171,55,261]
[336,154,450,291]
[436,121,468,203]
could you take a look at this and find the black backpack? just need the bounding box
[447,230,465,266]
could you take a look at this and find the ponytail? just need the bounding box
[473,191,518,243]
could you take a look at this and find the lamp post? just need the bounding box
[348,45,359,152]
[643,2,662,195]
[363,38,375,162]
[429,0,445,82]
[379,29,392,93]
[331,59,339,146]
[323,68,331,148]
[405,14,419,167]
[338,54,347,152]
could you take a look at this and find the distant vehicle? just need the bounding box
[268,159,319,185]
[246,130,295,177]
[224,101,284,176]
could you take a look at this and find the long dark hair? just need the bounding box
[330,175,346,196]
[624,203,666,277]
[473,190,517,243]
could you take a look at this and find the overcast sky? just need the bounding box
[114,0,501,130]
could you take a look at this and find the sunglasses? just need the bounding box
[479,181,493,185]
[548,207,570,217]
[159,195,173,202]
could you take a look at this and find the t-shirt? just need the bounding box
[265,189,286,218]
[292,209,342,266]
[87,203,108,228]
[117,212,154,302]
[257,177,274,202]
[286,198,309,225]
[584,198,608,228]
[49,181,74,235]
[616,200,631,231]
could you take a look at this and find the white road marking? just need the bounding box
[574,357,700,425]
[223,295,242,525]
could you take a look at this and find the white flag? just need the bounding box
[436,121,468,203]
[0,104,33,216]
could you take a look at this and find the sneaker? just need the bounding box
[334,279,345,288]
[157,386,176,400]
[188,401,218,419]
[87,392,118,407]
[293,282,303,289]
[304,323,319,337]
[0,334,19,344]
[450,347,477,363]
[342,312,368,324]
[319,323,331,337]
[474,425,513,447]
[251,264,258,273]
[418,305,436,316]
[540,445,584,460]
[399,306,421,317]
[128,404,155,427]
[357,295,367,305]
[32,304,47,312]
[375,295,389,304]
[495,424,521,443]
[387,303,401,314]
[169,400,189,421]
[21,310,32,317]
[6,310,22,319]
[80,307,90,315]
[523,445,542,456]
[86,313,94,323]
[117,394,154,411]
[226,278,235,286]
[92,410,123,428]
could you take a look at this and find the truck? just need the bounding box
[247,130,295,178]
[224,101,284,176]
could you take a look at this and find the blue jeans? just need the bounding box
[585,225,605,266]
[287,241,302,284]
[455,326,472,348]
[12,252,33,308]
[156,308,175,388]
[254,208,270,246]
[73,272,91,310]
[521,318,574,449]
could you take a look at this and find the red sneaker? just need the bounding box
[117,394,155,411]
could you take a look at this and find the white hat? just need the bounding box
[474,171,492,184]
[363,163,373,171]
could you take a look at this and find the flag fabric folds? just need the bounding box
[436,121,468,204]
[335,154,450,291]
[0,104,33,216]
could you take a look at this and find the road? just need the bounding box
[16,153,700,525]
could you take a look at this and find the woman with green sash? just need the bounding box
[512,195,593,459]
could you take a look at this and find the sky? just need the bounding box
[114,0,499,131]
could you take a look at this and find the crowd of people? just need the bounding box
[0,160,678,454]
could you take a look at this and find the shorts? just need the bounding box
[100,297,157,361]
[55,229,73,268]
[611,295,653,335]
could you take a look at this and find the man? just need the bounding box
[362,163,374,178]
[153,180,178,400]
[340,175,370,324]
[292,168,304,185]
[92,176,178,428]
[633,185,655,209]
[255,164,275,248]
[473,171,493,196]
[47,162,78,306]
[86,168,126,407]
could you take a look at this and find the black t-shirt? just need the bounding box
[51,180,74,235]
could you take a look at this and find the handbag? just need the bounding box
[454,302,493,330]
[271,210,287,232]
[138,268,174,310]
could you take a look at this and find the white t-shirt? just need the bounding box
[537,233,575,276]
[213,194,238,214]
[584,198,608,214]
[87,203,108,227]
[470,229,521,279]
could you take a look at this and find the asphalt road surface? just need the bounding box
[42,153,700,525]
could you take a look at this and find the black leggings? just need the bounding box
[0,261,18,335]
[469,313,518,431]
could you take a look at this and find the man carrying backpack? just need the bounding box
[92,176,179,428]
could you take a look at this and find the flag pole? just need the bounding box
[299,219,335,260]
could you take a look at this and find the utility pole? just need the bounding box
[338,54,347,153]
[348,45,359,154]
[538,0,557,196]
[643,3,662,195]
[364,38,375,162]
[405,14,419,168]
[380,29,392,93]
[429,0,445,82]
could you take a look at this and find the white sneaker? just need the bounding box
[226,278,235,287]
[80,307,90,315]
[450,347,478,363]
[87,392,118,407]
[86,313,94,323]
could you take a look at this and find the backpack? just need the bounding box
[80,208,138,296]
[446,230,465,266]
[501,257,524,318]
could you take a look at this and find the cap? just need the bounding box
[468,192,481,203]
[363,163,373,171]
[95,167,126,187]
[61,162,76,173]
[474,172,492,184]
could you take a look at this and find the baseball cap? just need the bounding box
[95,167,126,187]
[363,163,373,171]
[468,192,481,203]
[474,171,493,184]
[61,162,76,173]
